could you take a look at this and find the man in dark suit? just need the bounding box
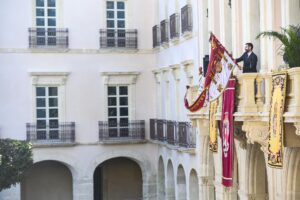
[235,43,258,73]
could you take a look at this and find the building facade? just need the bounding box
[0,0,300,200]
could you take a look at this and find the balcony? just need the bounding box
[149,119,196,149]
[28,28,69,49]
[26,122,75,146]
[187,68,300,150]
[181,4,193,37]
[99,29,138,49]
[98,120,145,144]
[152,25,160,48]
[160,20,169,45]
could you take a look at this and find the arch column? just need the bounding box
[73,177,93,200]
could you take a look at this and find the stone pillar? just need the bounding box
[199,176,215,200]
[162,68,171,120]
[170,64,181,121]
[73,177,93,200]
[153,70,163,118]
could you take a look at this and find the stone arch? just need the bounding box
[189,169,199,200]
[177,164,187,200]
[86,150,156,200]
[21,160,73,200]
[93,157,143,200]
[158,156,166,200]
[166,159,175,199]
[284,147,300,200]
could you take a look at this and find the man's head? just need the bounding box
[245,43,254,52]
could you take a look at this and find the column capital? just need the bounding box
[170,64,181,81]
[152,69,162,83]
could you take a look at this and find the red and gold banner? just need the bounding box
[268,72,287,168]
[184,33,238,112]
[220,79,235,187]
[209,100,219,152]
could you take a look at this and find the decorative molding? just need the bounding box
[294,122,300,136]
[29,71,70,86]
[152,69,162,84]
[170,64,181,81]
[100,71,140,85]
[234,124,247,149]
[162,67,171,82]
[242,122,269,153]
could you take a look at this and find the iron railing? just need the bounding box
[160,20,169,44]
[99,29,138,49]
[149,119,196,148]
[28,28,69,48]
[152,25,160,48]
[26,122,75,144]
[98,120,145,142]
[181,4,193,34]
[170,13,180,39]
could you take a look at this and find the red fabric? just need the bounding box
[184,33,238,112]
[221,79,235,187]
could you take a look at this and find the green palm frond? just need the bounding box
[256,25,300,67]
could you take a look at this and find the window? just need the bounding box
[181,4,193,34]
[106,1,126,47]
[35,0,57,46]
[36,86,59,139]
[107,86,129,137]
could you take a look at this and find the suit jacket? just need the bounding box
[236,52,258,73]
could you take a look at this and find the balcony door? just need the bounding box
[35,0,57,46]
[106,1,126,47]
[107,86,129,137]
[36,86,59,140]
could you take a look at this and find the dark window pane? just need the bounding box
[108,86,116,95]
[48,18,56,26]
[120,97,128,105]
[36,28,46,36]
[120,107,128,116]
[48,9,56,16]
[49,109,58,117]
[120,128,129,137]
[108,118,117,127]
[49,98,58,107]
[109,128,118,137]
[37,120,46,129]
[36,9,44,16]
[36,98,46,107]
[107,1,114,9]
[36,87,45,96]
[120,118,128,126]
[36,0,44,7]
[117,11,125,19]
[117,20,125,28]
[48,0,55,7]
[37,130,46,140]
[49,130,59,139]
[49,119,58,128]
[36,18,45,26]
[119,86,128,95]
[108,97,117,106]
[108,108,117,116]
[107,20,115,28]
[37,109,46,118]
[107,11,114,18]
[48,87,58,96]
[117,2,125,9]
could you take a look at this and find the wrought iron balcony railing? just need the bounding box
[152,25,160,48]
[181,4,193,34]
[170,13,180,39]
[26,122,75,144]
[28,28,69,48]
[99,29,138,49]
[149,119,196,148]
[98,120,145,143]
[160,20,169,44]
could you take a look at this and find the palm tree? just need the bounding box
[256,25,300,68]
